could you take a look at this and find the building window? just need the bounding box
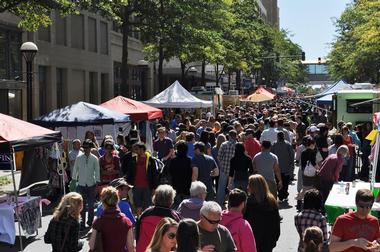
[101,73,109,102]
[0,89,22,118]
[55,12,67,46]
[113,62,121,96]
[38,25,51,42]
[71,14,84,49]
[100,21,108,55]
[0,29,22,80]
[88,17,97,52]
[89,72,98,103]
[39,66,48,115]
[56,68,66,108]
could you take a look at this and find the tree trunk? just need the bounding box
[215,63,219,87]
[236,70,241,92]
[228,71,231,91]
[180,60,186,88]
[201,60,206,86]
[158,40,164,91]
[121,7,130,97]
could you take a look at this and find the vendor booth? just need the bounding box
[315,80,351,106]
[0,113,61,248]
[100,96,163,121]
[144,80,213,108]
[35,101,131,140]
[241,87,275,103]
[324,112,380,224]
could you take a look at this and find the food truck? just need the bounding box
[332,89,380,125]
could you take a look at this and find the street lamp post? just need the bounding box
[20,42,38,121]
[188,66,197,89]
[138,60,149,100]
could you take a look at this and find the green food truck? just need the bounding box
[332,90,380,125]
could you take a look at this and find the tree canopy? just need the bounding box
[2,0,307,90]
[328,0,380,83]
[0,0,128,31]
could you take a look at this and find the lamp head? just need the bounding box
[20,42,38,62]
[189,66,197,73]
[137,59,149,67]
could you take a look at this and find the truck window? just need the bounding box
[346,99,373,113]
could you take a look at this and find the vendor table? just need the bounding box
[325,182,380,224]
[0,196,41,244]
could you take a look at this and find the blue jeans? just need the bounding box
[216,172,228,206]
[77,185,96,227]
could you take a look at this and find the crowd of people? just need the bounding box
[43,98,380,252]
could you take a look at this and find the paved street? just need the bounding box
[0,167,328,252]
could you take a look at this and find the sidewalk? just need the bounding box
[0,170,21,194]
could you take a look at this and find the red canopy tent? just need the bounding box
[242,87,276,103]
[0,113,61,151]
[0,113,61,249]
[100,96,163,121]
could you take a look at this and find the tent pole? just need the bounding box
[372,132,380,189]
[10,147,23,251]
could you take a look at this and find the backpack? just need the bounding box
[303,161,316,177]
[157,159,172,185]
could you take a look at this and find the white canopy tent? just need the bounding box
[144,80,213,108]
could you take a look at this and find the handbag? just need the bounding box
[303,161,316,177]
[69,179,77,192]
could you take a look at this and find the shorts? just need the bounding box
[132,187,151,210]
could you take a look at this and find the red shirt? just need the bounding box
[93,208,133,252]
[332,212,380,252]
[317,154,344,182]
[244,138,261,159]
[99,155,120,183]
[134,156,149,188]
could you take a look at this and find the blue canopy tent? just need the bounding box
[34,101,130,140]
[316,80,352,106]
[35,101,130,126]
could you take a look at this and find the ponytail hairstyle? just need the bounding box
[303,226,323,252]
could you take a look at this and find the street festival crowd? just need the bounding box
[42,97,380,252]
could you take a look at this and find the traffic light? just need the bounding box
[301,51,305,61]
[318,57,321,64]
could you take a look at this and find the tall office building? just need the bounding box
[0,11,151,119]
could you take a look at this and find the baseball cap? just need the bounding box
[309,126,320,133]
[109,178,133,189]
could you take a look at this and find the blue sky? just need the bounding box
[278,0,352,60]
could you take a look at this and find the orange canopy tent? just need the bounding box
[242,87,275,103]
[100,96,163,121]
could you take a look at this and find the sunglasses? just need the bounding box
[166,232,176,240]
[357,202,373,209]
[202,214,220,224]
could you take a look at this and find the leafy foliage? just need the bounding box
[0,0,128,31]
[328,0,380,83]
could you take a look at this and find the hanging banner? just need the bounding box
[0,152,13,170]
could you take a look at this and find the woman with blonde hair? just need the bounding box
[44,192,83,252]
[89,186,134,252]
[303,226,323,252]
[244,174,281,252]
[146,217,178,252]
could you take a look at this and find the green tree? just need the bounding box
[328,0,380,83]
[0,0,128,31]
